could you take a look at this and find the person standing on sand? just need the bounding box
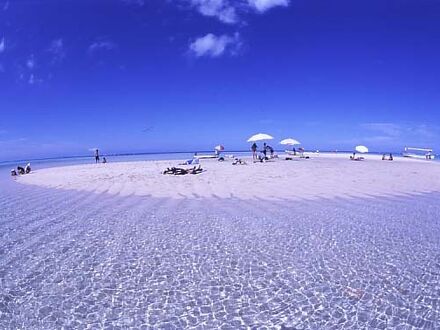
[251,143,258,160]
[95,149,100,163]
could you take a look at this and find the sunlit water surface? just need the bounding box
[0,156,439,329]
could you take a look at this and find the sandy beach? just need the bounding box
[17,153,440,200]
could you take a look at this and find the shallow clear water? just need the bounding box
[1,167,440,329]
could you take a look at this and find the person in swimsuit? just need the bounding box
[251,143,258,160]
[95,149,100,163]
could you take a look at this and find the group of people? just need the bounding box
[94,149,107,164]
[251,142,275,162]
[163,165,204,175]
[382,153,394,161]
[350,153,395,161]
[11,163,31,176]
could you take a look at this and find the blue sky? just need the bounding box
[1,0,439,160]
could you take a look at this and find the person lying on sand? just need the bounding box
[163,165,204,175]
[232,158,247,165]
[11,169,17,176]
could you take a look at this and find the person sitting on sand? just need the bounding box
[17,166,25,175]
[267,145,274,157]
[257,151,268,162]
[102,157,107,164]
[350,153,364,161]
[11,169,17,176]
[382,153,394,161]
[251,143,258,160]
[25,163,31,174]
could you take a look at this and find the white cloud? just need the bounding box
[185,0,289,23]
[0,37,5,53]
[188,0,238,24]
[247,0,289,12]
[88,40,117,53]
[189,33,240,57]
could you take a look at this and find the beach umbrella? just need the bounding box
[355,145,369,153]
[247,133,274,142]
[214,145,225,151]
[280,138,301,146]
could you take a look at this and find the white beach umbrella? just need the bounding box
[247,133,274,142]
[280,138,301,146]
[214,145,225,151]
[355,145,369,153]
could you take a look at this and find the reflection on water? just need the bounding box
[0,179,439,328]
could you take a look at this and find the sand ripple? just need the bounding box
[1,181,440,328]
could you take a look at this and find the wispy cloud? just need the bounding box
[48,38,66,63]
[360,123,402,137]
[0,37,5,53]
[3,1,9,11]
[88,40,117,54]
[28,73,43,85]
[26,54,35,69]
[189,33,241,57]
[360,122,440,146]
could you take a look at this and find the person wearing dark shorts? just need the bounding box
[251,143,258,160]
[95,149,100,163]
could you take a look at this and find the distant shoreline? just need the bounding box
[0,149,425,166]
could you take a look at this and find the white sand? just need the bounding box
[17,153,440,201]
